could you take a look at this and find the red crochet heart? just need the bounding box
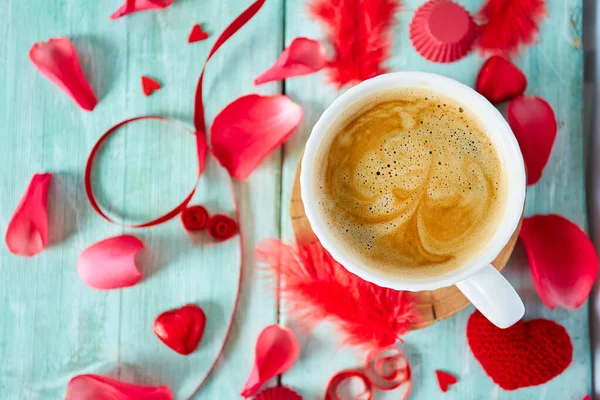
[154,304,206,355]
[467,311,572,390]
[475,55,527,105]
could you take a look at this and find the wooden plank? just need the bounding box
[0,0,283,398]
[280,0,590,398]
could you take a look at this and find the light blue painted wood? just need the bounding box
[282,0,590,399]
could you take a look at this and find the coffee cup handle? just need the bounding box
[455,264,524,328]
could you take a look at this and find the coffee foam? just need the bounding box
[315,88,506,278]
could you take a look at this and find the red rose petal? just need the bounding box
[154,304,206,355]
[211,94,303,180]
[29,38,97,111]
[66,374,172,400]
[583,396,592,400]
[435,370,458,392]
[507,95,557,185]
[77,235,144,290]
[476,56,527,104]
[240,324,300,397]
[207,214,238,241]
[110,0,173,19]
[519,214,598,310]
[5,173,51,257]
[141,76,161,96]
[181,205,209,231]
[188,24,209,43]
[254,37,326,85]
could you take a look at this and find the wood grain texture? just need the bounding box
[0,0,590,399]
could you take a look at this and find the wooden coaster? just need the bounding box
[290,162,522,330]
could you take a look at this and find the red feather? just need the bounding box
[255,239,419,352]
[308,0,402,88]
[476,0,547,56]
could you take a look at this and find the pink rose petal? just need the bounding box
[240,324,300,397]
[254,37,326,85]
[29,38,98,111]
[66,374,172,400]
[507,95,557,185]
[110,0,173,19]
[211,94,303,180]
[520,214,599,310]
[77,235,144,290]
[5,173,51,257]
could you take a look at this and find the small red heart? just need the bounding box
[467,311,572,390]
[435,370,457,392]
[188,24,209,43]
[154,304,206,355]
[141,76,161,96]
[475,56,527,105]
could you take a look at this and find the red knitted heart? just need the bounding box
[154,304,206,355]
[467,311,572,390]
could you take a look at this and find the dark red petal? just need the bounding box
[254,37,326,85]
[520,214,598,310]
[141,76,161,96]
[5,173,51,257]
[66,374,172,400]
[111,0,173,19]
[154,304,206,355]
[181,205,209,231]
[476,56,527,104]
[29,38,97,111]
[435,370,458,392]
[211,94,303,180]
[188,24,209,43]
[507,95,557,185]
[207,214,238,241]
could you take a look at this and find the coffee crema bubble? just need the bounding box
[314,88,506,278]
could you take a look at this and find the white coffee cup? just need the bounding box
[300,72,526,329]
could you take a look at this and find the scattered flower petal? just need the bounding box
[519,214,598,310]
[181,205,209,231]
[254,37,326,85]
[66,374,172,400]
[5,173,51,257]
[467,310,572,390]
[141,76,161,96]
[253,386,303,400]
[583,396,592,400]
[476,56,527,104]
[211,94,303,180]
[29,38,97,111]
[111,0,173,19]
[154,304,206,355]
[207,214,238,241]
[188,24,209,43]
[240,324,300,397]
[435,370,458,393]
[507,95,557,185]
[77,235,144,290]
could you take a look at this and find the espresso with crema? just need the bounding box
[314,88,506,278]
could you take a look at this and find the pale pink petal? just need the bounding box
[211,94,303,180]
[77,235,144,290]
[254,37,326,85]
[111,0,173,19]
[29,38,97,111]
[5,173,51,257]
[66,374,172,400]
[240,324,300,397]
[520,214,599,310]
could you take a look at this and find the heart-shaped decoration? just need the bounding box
[467,311,572,390]
[475,55,527,105]
[154,304,206,355]
[435,370,457,392]
[141,76,161,96]
[188,24,209,43]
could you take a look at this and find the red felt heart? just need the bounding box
[475,56,527,104]
[141,76,161,96]
[154,304,206,355]
[188,24,209,43]
[467,311,572,390]
[435,370,457,392]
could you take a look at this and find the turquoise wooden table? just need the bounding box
[0,0,589,399]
